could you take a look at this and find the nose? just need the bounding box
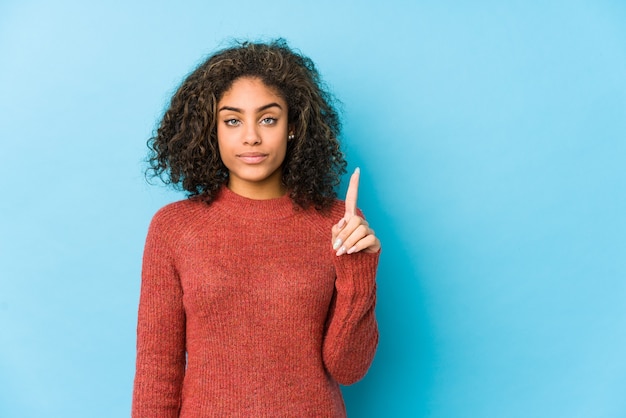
[243,123,261,145]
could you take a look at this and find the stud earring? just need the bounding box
[288,133,295,141]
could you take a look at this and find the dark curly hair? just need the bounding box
[147,38,346,210]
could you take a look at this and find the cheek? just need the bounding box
[275,137,288,161]
[216,126,224,146]
[277,146,288,168]
[215,133,232,167]
[216,129,230,153]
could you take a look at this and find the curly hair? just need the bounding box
[147,39,346,210]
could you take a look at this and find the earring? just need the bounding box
[288,133,295,140]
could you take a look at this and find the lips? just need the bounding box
[236,152,268,164]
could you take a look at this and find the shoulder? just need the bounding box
[292,198,356,233]
[151,198,201,222]
[147,197,210,236]
[328,199,345,219]
[298,199,344,220]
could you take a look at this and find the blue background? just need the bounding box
[1,1,625,417]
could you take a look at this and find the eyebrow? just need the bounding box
[218,102,283,113]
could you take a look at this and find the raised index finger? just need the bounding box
[344,167,360,217]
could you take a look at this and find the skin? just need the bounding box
[332,168,381,256]
[217,76,380,255]
[217,77,290,200]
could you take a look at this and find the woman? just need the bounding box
[132,39,381,417]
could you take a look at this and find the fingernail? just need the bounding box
[347,246,358,254]
[336,246,346,256]
[333,238,342,250]
[337,218,346,229]
[355,167,360,174]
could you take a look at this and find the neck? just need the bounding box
[227,172,286,200]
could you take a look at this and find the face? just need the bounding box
[217,77,291,199]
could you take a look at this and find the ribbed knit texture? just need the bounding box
[132,186,379,417]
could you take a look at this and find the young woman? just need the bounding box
[132,39,381,417]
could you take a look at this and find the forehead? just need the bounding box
[219,77,284,104]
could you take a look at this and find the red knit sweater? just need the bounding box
[132,187,379,417]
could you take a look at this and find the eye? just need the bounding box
[224,119,240,126]
[260,117,277,125]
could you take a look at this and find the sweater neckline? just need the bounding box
[213,186,296,220]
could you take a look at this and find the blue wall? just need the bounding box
[1,1,625,416]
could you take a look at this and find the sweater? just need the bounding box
[132,186,379,417]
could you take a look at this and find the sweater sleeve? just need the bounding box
[322,250,380,385]
[132,211,186,417]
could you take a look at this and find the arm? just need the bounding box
[323,250,380,385]
[323,168,382,384]
[132,211,186,417]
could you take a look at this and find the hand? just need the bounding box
[332,168,381,256]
